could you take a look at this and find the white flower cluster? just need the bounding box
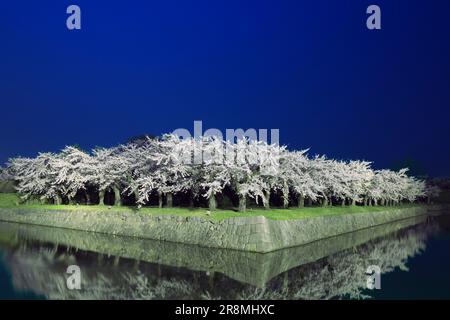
[5,134,433,210]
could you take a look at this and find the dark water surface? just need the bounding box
[0,212,449,300]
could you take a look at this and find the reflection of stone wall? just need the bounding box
[2,218,437,300]
[286,223,433,300]
[5,248,200,300]
[0,206,440,252]
[230,222,438,300]
[0,215,428,287]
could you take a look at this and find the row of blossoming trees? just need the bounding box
[2,135,440,211]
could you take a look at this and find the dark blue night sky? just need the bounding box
[1,0,449,176]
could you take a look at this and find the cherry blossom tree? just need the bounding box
[275,150,318,208]
[197,137,231,210]
[125,135,195,208]
[0,166,13,181]
[5,132,428,210]
[225,139,285,211]
[8,153,62,204]
[90,146,133,206]
[307,156,339,206]
[346,160,374,205]
[52,146,91,204]
[424,184,441,204]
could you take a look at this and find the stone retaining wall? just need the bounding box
[0,206,441,253]
[0,214,429,287]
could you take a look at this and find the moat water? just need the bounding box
[0,212,449,299]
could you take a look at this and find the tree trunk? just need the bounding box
[208,272,215,290]
[283,195,289,209]
[55,195,62,205]
[373,199,378,206]
[158,192,163,208]
[283,272,289,291]
[99,189,105,205]
[238,195,247,212]
[307,198,312,207]
[113,186,121,206]
[189,196,195,208]
[351,199,356,206]
[68,196,75,205]
[134,190,139,206]
[262,190,270,209]
[341,198,345,206]
[166,193,173,208]
[298,194,305,208]
[322,197,328,207]
[85,190,91,205]
[113,256,120,267]
[208,194,217,211]
[282,183,289,208]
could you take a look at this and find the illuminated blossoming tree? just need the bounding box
[6,133,429,211]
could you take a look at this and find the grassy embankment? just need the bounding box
[0,193,421,221]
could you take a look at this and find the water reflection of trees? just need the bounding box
[287,225,429,300]
[2,219,437,300]
[235,222,436,300]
